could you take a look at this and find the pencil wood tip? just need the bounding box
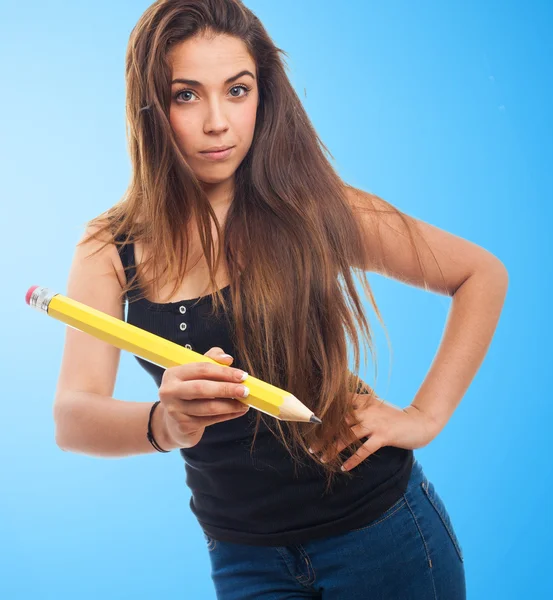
[310,415,322,425]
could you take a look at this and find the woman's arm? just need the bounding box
[408,262,508,435]
[53,224,178,457]
[345,186,509,435]
[54,391,179,457]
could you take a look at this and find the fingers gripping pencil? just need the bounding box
[26,285,322,424]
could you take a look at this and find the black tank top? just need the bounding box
[116,235,414,546]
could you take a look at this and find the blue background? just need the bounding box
[1,0,550,598]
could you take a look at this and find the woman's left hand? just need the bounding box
[309,395,439,472]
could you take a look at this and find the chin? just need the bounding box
[197,171,234,184]
[194,158,239,178]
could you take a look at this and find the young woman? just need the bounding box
[53,1,508,598]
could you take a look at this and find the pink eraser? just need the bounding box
[26,285,39,305]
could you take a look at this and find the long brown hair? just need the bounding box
[82,0,443,491]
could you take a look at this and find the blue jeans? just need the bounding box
[203,458,466,599]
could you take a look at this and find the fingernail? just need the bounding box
[308,448,314,454]
[221,354,233,359]
[237,385,250,398]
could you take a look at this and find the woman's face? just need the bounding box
[168,33,259,188]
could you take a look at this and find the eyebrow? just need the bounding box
[171,69,256,87]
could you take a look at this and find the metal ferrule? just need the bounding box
[28,286,57,314]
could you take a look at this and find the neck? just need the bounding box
[200,176,235,211]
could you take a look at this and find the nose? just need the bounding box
[203,100,230,135]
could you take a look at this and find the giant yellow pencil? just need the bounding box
[26,285,322,424]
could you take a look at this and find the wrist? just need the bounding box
[407,403,444,441]
[150,402,180,451]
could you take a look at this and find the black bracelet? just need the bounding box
[147,400,170,453]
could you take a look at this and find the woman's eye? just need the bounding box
[175,84,250,104]
[229,85,250,97]
[176,90,197,103]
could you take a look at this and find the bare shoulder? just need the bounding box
[77,221,128,289]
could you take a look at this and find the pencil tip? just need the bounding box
[310,415,322,424]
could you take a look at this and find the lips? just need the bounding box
[200,146,233,153]
[198,146,235,161]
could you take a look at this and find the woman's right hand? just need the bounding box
[154,347,250,450]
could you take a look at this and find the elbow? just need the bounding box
[53,396,72,452]
[489,256,508,278]
[53,418,69,452]
[477,256,509,287]
[491,260,509,292]
[54,426,69,452]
